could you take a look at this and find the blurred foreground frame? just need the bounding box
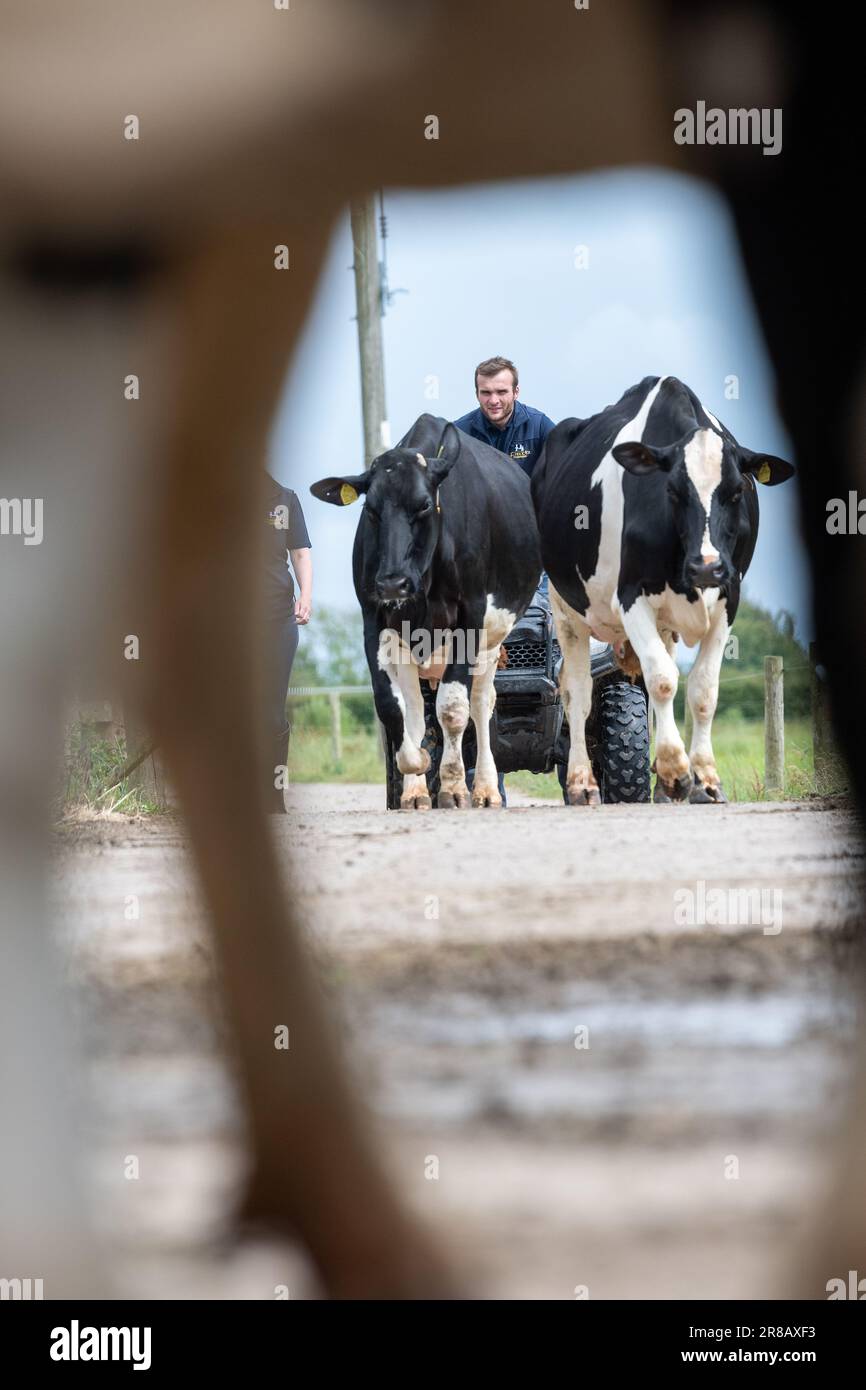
[0,0,857,1299]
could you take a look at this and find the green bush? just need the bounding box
[698,596,810,719]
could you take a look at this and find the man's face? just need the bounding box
[476,370,518,427]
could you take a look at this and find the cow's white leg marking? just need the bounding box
[469,655,501,806]
[621,595,690,795]
[687,600,728,794]
[377,632,431,806]
[549,582,599,805]
[394,659,431,809]
[469,596,514,807]
[436,679,470,806]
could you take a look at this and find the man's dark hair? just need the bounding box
[474,356,518,390]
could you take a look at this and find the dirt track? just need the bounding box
[55,785,864,1298]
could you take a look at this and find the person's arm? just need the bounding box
[290,547,312,623]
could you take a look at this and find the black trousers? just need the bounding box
[263,608,299,752]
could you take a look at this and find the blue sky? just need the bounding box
[270,167,811,641]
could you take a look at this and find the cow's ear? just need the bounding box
[310,472,371,506]
[739,449,795,486]
[611,441,677,475]
[428,422,461,484]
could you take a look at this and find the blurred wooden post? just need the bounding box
[764,655,784,796]
[329,692,343,762]
[76,700,119,753]
[123,707,167,809]
[810,642,832,787]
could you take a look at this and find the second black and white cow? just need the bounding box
[532,375,794,804]
[312,414,541,808]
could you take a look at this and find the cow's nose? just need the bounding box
[688,559,726,589]
[376,574,411,601]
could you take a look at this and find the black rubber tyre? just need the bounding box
[591,679,651,803]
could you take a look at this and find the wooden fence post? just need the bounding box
[75,700,120,756]
[329,692,343,763]
[809,642,833,788]
[764,655,784,796]
[123,706,167,810]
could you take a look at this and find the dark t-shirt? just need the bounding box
[264,475,311,616]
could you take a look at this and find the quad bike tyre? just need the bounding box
[587,677,651,803]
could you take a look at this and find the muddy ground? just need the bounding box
[54,785,864,1299]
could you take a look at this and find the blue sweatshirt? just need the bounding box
[452,400,555,477]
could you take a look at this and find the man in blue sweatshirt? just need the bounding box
[454,357,556,804]
[453,355,555,478]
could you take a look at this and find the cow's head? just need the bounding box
[611,427,794,592]
[311,422,461,606]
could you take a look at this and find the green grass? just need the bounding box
[61,727,163,815]
[507,715,848,803]
[64,705,847,811]
[288,727,387,783]
[699,713,847,801]
[288,709,848,804]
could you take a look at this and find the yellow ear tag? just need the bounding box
[756,463,771,484]
[340,483,359,505]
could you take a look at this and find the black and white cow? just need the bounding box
[311,414,541,809]
[532,375,795,805]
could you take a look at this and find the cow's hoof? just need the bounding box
[400,793,432,811]
[653,770,692,802]
[689,779,728,804]
[437,789,470,809]
[567,785,601,806]
[471,791,503,808]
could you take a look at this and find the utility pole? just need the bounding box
[350,194,389,466]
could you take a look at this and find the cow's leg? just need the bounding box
[549,584,600,806]
[435,660,472,809]
[364,619,409,757]
[368,627,431,809]
[621,596,691,801]
[468,604,512,808]
[391,652,432,810]
[468,654,501,807]
[648,630,679,804]
[136,223,449,1296]
[686,603,729,803]
[0,262,163,1296]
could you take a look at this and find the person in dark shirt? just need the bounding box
[263,473,312,812]
[453,355,555,478]
[454,357,556,805]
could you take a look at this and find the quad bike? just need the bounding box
[382,595,652,809]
